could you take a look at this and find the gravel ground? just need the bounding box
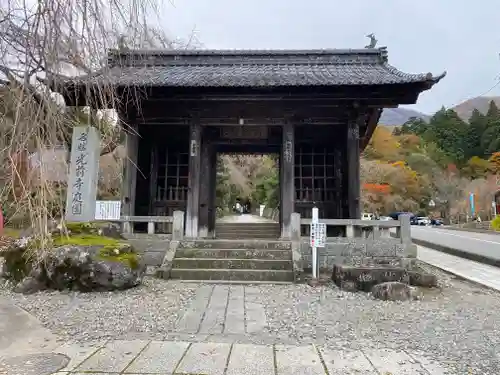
[254,266,500,374]
[0,278,198,342]
[2,265,500,374]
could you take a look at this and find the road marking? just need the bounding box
[413,228,500,245]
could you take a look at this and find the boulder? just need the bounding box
[13,276,46,294]
[0,237,33,281]
[43,244,145,291]
[97,222,124,239]
[1,222,144,292]
[371,281,417,302]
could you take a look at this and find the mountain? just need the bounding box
[452,96,500,121]
[378,108,430,126]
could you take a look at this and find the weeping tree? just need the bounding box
[0,0,197,253]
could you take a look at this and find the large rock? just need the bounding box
[0,237,33,281]
[13,276,46,294]
[371,281,417,302]
[97,222,124,239]
[43,244,145,291]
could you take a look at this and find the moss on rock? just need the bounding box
[53,233,139,269]
[63,222,99,235]
[53,234,123,247]
[97,245,140,270]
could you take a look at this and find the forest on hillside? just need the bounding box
[362,101,500,220]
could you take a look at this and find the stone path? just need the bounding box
[174,284,267,335]
[48,339,450,374]
[418,245,500,291]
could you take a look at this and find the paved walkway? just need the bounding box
[47,339,448,374]
[173,284,266,336]
[418,245,500,291]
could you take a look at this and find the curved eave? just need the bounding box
[47,67,447,108]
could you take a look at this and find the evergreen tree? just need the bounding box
[464,109,487,159]
[427,108,468,164]
[481,100,500,155]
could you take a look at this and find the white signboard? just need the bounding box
[65,126,100,222]
[310,222,326,248]
[95,201,121,220]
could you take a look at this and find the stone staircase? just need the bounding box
[214,222,281,239]
[170,239,294,282]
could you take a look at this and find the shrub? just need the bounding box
[492,216,500,232]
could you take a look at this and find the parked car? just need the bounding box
[388,212,416,223]
[379,216,392,221]
[361,212,374,220]
[431,219,443,226]
[416,216,431,226]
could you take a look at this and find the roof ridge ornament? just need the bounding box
[365,34,377,49]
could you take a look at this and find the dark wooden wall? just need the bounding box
[136,125,190,220]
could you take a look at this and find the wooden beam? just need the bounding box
[280,122,295,239]
[360,108,383,150]
[346,111,362,219]
[120,108,139,220]
[198,132,211,238]
[185,120,202,238]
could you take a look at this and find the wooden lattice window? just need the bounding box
[294,145,336,203]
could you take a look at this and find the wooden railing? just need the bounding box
[119,211,185,239]
[293,213,412,245]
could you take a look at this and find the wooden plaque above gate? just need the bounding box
[220,126,268,139]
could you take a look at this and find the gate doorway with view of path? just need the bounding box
[212,129,281,240]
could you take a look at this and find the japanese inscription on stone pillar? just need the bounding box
[65,126,100,222]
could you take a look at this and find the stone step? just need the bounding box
[175,248,292,260]
[178,239,292,250]
[215,233,280,240]
[170,268,294,282]
[178,279,293,285]
[215,224,280,230]
[172,258,293,270]
[215,227,280,233]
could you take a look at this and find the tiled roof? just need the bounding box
[63,48,445,88]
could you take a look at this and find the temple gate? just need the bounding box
[51,47,444,239]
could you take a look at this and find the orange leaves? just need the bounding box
[489,152,500,174]
[391,160,405,168]
[363,183,391,194]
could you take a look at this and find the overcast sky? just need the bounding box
[161,0,500,114]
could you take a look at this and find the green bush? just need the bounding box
[492,216,500,232]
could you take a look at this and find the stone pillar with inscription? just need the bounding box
[346,115,361,219]
[281,122,295,239]
[65,126,100,222]
[185,122,201,238]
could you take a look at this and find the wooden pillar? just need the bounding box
[281,122,295,239]
[198,130,211,238]
[207,145,217,237]
[346,115,361,219]
[333,144,343,218]
[121,113,139,219]
[185,121,201,238]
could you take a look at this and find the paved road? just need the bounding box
[411,225,500,261]
[418,245,500,291]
